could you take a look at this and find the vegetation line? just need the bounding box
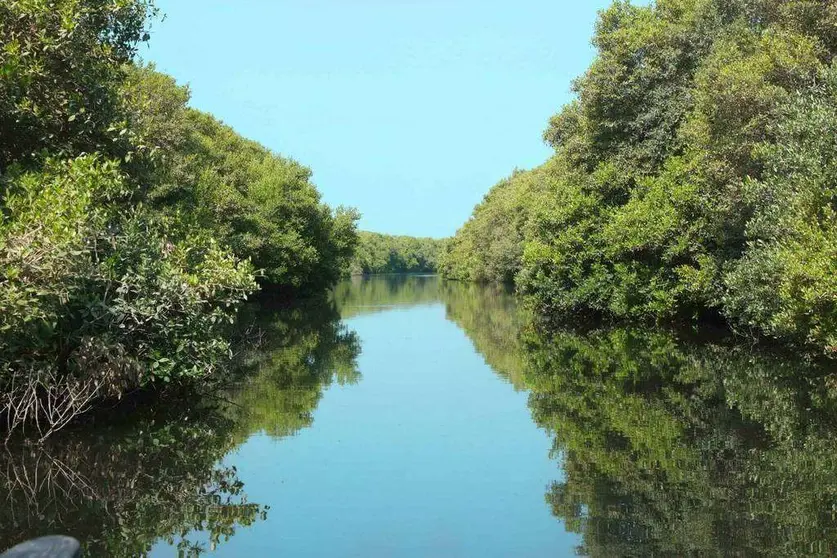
[441,0,837,358]
[0,0,358,440]
[344,232,446,275]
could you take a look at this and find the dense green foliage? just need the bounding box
[346,231,445,275]
[0,0,357,438]
[440,164,553,284]
[441,0,837,356]
[0,0,155,169]
[122,65,359,291]
[0,157,255,427]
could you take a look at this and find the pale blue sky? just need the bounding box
[143,1,614,238]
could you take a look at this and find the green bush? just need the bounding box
[440,164,552,283]
[0,1,361,438]
[724,64,837,354]
[0,156,256,439]
[0,0,155,170]
[348,231,445,275]
[121,65,359,291]
[444,0,837,355]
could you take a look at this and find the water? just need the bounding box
[3,275,837,556]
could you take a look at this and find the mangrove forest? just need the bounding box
[2,0,837,556]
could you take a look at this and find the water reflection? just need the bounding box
[230,296,360,441]
[337,275,837,555]
[4,275,837,555]
[524,326,837,556]
[0,403,261,556]
[0,295,360,556]
[333,274,442,318]
[335,275,527,388]
[440,281,528,390]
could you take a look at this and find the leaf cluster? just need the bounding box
[347,231,446,276]
[443,0,837,355]
[0,1,359,437]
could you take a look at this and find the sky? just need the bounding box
[143,1,614,238]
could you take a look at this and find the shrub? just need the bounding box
[0,0,156,170]
[445,0,837,354]
[0,156,256,440]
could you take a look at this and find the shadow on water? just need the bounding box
[4,275,837,556]
[0,295,360,556]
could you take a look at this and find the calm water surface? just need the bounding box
[3,275,837,556]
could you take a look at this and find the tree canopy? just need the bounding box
[0,0,359,438]
[442,0,837,356]
[346,231,445,275]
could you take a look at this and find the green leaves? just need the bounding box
[1,3,359,438]
[723,63,837,354]
[119,67,360,292]
[1,156,257,434]
[348,231,445,276]
[0,0,157,170]
[445,0,837,355]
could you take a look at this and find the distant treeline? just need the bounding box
[0,0,358,439]
[346,232,446,275]
[442,0,837,357]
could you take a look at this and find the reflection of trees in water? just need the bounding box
[523,327,837,556]
[0,295,361,556]
[341,275,837,555]
[440,281,529,390]
[230,296,361,440]
[0,406,262,556]
[333,274,442,318]
[334,275,528,388]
